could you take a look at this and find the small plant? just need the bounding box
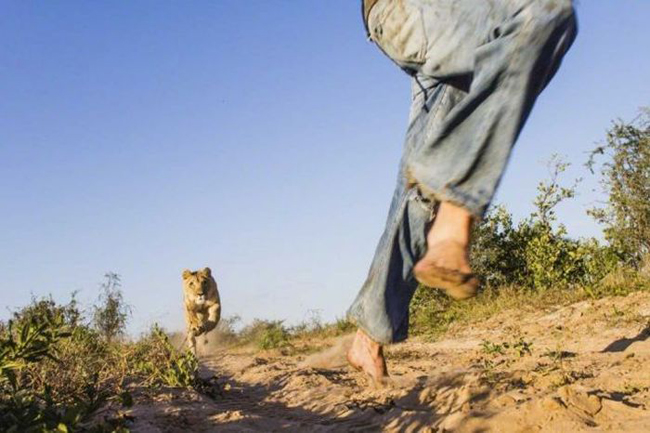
[130,325,199,388]
[163,350,199,388]
[538,343,581,389]
[511,337,533,358]
[258,321,291,350]
[480,338,533,359]
[481,340,506,356]
[237,320,292,350]
[477,356,500,385]
[333,318,356,335]
[93,273,131,343]
[542,349,575,363]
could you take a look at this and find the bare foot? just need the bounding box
[413,201,478,300]
[347,329,388,386]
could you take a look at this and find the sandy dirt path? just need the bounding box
[127,292,650,432]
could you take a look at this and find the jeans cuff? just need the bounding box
[406,167,488,217]
[346,310,396,345]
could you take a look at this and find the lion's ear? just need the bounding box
[182,269,193,280]
[201,267,212,277]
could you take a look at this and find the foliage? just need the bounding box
[524,157,582,288]
[480,338,532,358]
[9,295,82,331]
[470,156,616,291]
[410,153,629,337]
[408,288,460,338]
[470,204,525,289]
[287,312,355,341]
[587,108,650,267]
[0,299,106,432]
[332,317,356,336]
[229,313,356,352]
[238,320,292,351]
[258,323,291,350]
[129,325,198,388]
[92,273,131,343]
[0,289,208,432]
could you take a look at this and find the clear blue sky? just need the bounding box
[1,1,649,335]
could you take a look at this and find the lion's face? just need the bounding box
[182,268,214,306]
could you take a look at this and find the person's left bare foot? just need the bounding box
[413,239,478,300]
[346,329,388,386]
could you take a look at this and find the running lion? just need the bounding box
[182,267,221,354]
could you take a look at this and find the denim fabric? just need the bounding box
[348,0,577,344]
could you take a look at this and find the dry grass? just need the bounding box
[409,268,650,341]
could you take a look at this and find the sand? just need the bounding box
[122,292,650,432]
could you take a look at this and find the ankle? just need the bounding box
[428,202,473,245]
[428,236,470,250]
[356,329,382,352]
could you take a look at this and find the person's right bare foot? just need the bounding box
[346,329,388,386]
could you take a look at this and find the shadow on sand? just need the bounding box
[602,323,650,353]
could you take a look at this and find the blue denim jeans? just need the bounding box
[348,0,577,344]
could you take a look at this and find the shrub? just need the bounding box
[129,325,198,388]
[469,156,615,292]
[410,156,621,337]
[92,273,131,343]
[258,323,291,350]
[0,293,207,432]
[238,320,291,350]
[0,298,105,432]
[588,108,650,267]
[332,317,356,335]
[470,204,525,289]
[409,288,459,338]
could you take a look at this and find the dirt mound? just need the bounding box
[126,292,650,432]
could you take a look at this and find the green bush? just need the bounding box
[409,288,459,338]
[588,108,650,267]
[129,326,198,388]
[92,273,131,343]
[470,156,615,292]
[410,155,626,338]
[288,312,355,341]
[0,289,209,432]
[332,318,356,336]
[0,299,98,432]
[238,320,291,350]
